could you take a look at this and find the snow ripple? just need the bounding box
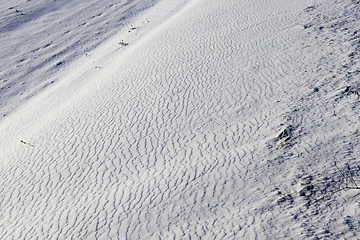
[1,0,351,239]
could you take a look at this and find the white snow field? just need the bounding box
[1,0,360,238]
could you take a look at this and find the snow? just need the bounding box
[1,0,360,239]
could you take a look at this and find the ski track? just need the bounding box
[1,0,360,239]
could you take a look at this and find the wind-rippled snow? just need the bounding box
[1,0,360,239]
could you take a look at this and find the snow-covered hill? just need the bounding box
[1,0,360,239]
[0,0,186,118]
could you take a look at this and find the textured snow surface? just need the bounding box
[0,0,174,117]
[1,0,360,239]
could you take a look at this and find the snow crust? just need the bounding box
[1,0,360,239]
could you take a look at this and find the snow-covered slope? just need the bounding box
[1,0,360,239]
[0,0,186,118]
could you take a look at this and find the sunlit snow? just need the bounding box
[1,0,360,239]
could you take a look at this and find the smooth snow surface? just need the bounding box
[1,0,360,239]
